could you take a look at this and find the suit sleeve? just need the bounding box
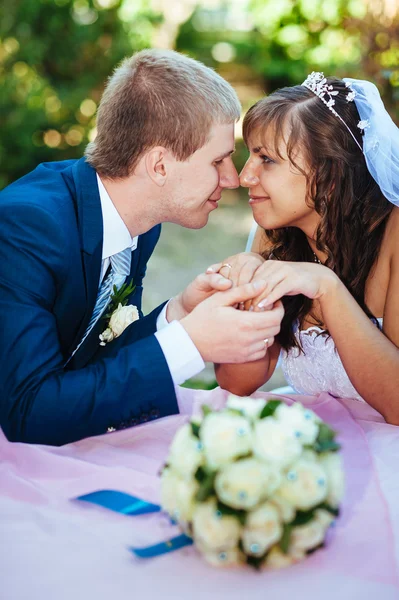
[0,204,178,445]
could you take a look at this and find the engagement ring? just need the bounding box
[220,263,232,272]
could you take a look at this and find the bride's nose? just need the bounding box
[239,163,259,188]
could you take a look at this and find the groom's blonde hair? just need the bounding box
[85,49,241,178]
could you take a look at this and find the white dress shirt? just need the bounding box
[97,175,205,387]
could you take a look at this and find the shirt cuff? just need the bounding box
[154,319,205,387]
[156,302,170,331]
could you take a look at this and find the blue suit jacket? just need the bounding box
[0,158,178,445]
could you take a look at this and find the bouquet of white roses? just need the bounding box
[161,395,344,570]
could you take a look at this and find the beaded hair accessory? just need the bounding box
[302,72,367,152]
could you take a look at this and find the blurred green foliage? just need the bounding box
[1,0,398,189]
[0,0,160,188]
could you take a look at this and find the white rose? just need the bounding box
[253,418,302,468]
[215,458,281,510]
[290,519,325,552]
[226,394,266,420]
[167,424,204,478]
[265,546,305,569]
[314,508,335,530]
[242,502,282,556]
[270,494,296,523]
[277,459,328,510]
[196,539,243,567]
[161,468,198,522]
[99,327,115,346]
[200,413,252,469]
[109,303,139,338]
[318,453,345,508]
[192,499,241,552]
[275,403,320,445]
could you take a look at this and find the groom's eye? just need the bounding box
[214,158,224,165]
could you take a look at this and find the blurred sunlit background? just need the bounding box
[1,0,398,388]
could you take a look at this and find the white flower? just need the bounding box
[318,453,345,508]
[277,459,328,510]
[275,403,320,445]
[160,468,198,523]
[253,418,302,468]
[226,394,266,420]
[358,119,370,130]
[314,508,335,530]
[265,546,305,569]
[196,540,243,567]
[167,424,204,478]
[270,494,296,523]
[242,502,282,556]
[99,303,139,345]
[99,327,114,346]
[346,90,357,102]
[192,499,241,552]
[215,458,281,510]
[290,518,325,552]
[109,303,139,337]
[199,413,252,469]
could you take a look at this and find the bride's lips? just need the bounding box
[249,195,270,204]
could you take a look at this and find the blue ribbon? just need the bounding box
[75,490,161,515]
[74,490,192,559]
[130,534,193,558]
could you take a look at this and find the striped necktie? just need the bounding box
[68,247,132,360]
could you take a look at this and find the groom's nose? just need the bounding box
[220,158,239,189]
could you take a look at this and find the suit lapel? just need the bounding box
[67,158,103,358]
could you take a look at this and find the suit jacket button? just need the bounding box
[149,409,160,420]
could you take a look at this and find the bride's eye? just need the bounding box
[260,154,274,164]
[214,158,224,166]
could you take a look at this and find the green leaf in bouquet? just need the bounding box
[259,399,282,419]
[246,553,267,571]
[201,404,213,418]
[292,509,316,527]
[191,421,201,438]
[318,502,340,517]
[195,470,216,502]
[216,501,247,526]
[194,466,206,483]
[313,423,341,453]
[279,523,293,554]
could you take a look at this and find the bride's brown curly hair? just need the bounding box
[242,78,393,352]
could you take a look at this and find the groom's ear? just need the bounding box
[144,147,170,187]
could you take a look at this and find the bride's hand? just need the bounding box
[248,261,340,311]
[206,252,265,289]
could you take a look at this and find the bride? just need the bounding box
[214,74,399,423]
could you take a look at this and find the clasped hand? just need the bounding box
[207,252,338,311]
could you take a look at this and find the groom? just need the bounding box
[0,49,283,446]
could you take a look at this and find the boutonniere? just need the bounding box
[99,279,139,346]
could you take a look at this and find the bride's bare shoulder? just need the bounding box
[384,206,399,257]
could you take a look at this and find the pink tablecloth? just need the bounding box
[1,387,398,600]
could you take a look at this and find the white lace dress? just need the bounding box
[281,318,383,402]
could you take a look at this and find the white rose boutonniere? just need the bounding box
[99,279,139,346]
[99,304,139,345]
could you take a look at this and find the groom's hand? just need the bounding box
[181,281,284,364]
[166,272,233,322]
